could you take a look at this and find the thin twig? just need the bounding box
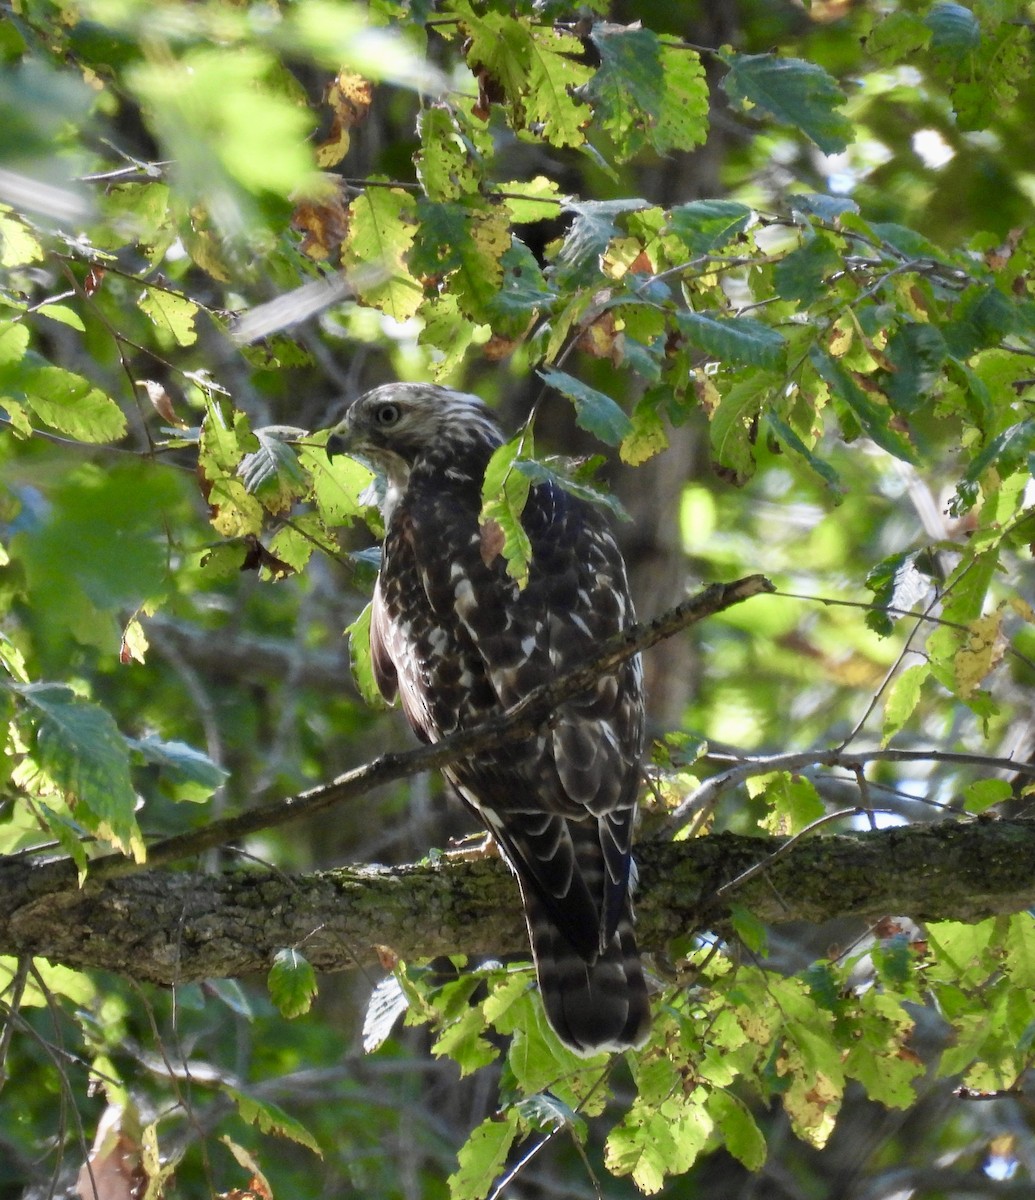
[668,747,1035,833]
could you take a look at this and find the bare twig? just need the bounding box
[668,747,1035,832]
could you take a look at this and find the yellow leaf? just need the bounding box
[954,611,1003,699]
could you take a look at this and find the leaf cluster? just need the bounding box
[1,0,1035,1196]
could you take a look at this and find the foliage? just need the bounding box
[1,0,1034,1196]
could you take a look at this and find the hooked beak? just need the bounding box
[325,425,352,459]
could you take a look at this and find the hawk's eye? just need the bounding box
[374,402,401,428]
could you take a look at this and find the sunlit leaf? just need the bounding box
[268,948,319,1018]
[480,435,533,588]
[227,1086,322,1154]
[138,286,198,348]
[20,364,126,442]
[346,600,390,710]
[12,682,143,861]
[342,184,422,320]
[448,1110,520,1200]
[881,662,929,745]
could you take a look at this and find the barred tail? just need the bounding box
[523,891,650,1056]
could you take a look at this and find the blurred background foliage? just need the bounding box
[1,0,1035,1195]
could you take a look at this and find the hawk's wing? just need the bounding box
[379,475,643,960]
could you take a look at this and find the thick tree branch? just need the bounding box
[3,820,1034,984]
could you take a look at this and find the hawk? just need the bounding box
[328,383,650,1055]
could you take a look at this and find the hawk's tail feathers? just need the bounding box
[524,892,650,1056]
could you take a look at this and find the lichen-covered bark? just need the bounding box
[1,819,1033,984]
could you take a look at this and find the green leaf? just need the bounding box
[484,240,554,334]
[705,1090,767,1172]
[926,1,981,51]
[963,778,1013,814]
[538,367,633,445]
[480,436,533,588]
[606,1094,713,1193]
[37,801,89,880]
[654,39,709,153]
[677,311,787,369]
[0,318,28,366]
[808,347,917,463]
[621,394,669,465]
[432,1006,499,1077]
[415,104,480,200]
[524,25,593,148]
[98,181,174,261]
[588,25,665,155]
[513,457,629,522]
[666,200,753,254]
[759,771,825,835]
[865,551,931,635]
[882,662,929,745]
[721,52,852,154]
[458,2,532,115]
[238,426,308,514]
[227,1086,322,1154]
[13,682,143,861]
[881,323,947,415]
[346,600,390,710]
[943,284,1016,358]
[199,402,264,537]
[763,411,844,497]
[138,286,198,347]
[128,733,228,801]
[448,1111,520,1200]
[268,947,319,1018]
[451,207,510,320]
[773,231,842,306]
[729,903,768,955]
[492,176,564,224]
[844,993,922,1107]
[0,211,44,266]
[35,303,85,331]
[707,371,773,482]
[959,420,1035,493]
[18,364,127,443]
[128,47,319,201]
[1002,913,1035,989]
[302,434,373,526]
[342,184,422,321]
[587,26,707,159]
[550,198,650,290]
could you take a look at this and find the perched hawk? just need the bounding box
[329,383,650,1055]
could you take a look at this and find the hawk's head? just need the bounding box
[326,383,503,491]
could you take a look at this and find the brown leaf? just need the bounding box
[374,944,399,970]
[292,177,351,262]
[479,518,505,566]
[77,1107,145,1200]
[472,66,504,120]
[482,334,520,361]
[84,264,105,296]
[137,379,188,428]
[315,70,374,168]
[576,310,619,359]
